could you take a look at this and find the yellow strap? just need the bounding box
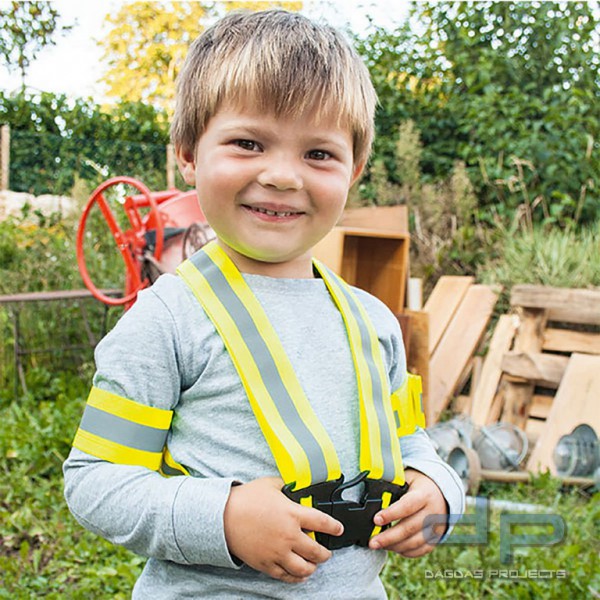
[176,241,404,491]
[205,243,342,487]
[87,386,172,429]
[177,247,340,490]
[369,490,393,538]
[315,261,405,486]
[73,428,163,470]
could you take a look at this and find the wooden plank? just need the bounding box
[423,276,474,355]
[481,469,596,487]
[486,388,505,425]
[543,328,600,355]
[525,417,547,445]
[0,288,121,304]
[501,352,569,389]
[338,205,408,234]
[453,395,471,414]
[529,394,554,419]
[470,314,519,426]
[403,309,430,424]
[500,308,547,428]
[527,353,600,474]
[429,284,499,423]
[465,356,483,416]
[396,313,412,360]
[511,285,600,325]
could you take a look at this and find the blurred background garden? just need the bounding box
[0,1,599,598]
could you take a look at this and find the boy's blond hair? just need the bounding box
[171,9,376,167]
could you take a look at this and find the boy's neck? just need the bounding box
[216,240,315,279]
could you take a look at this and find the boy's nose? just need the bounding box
[257,156,302,191]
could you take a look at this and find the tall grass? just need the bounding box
[480,225,600,290]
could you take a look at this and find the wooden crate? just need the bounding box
[312,226,409,314]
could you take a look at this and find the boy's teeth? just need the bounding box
[253,206,295,217]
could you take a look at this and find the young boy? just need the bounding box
[64,10,464,599]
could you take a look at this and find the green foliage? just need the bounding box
[363,119,497,292]
[355,1,600,226]
[0,372,143,598]
[0,211,124,295]
[0,214,123,394]
[382,477,600,599]
[0,1,71,90]
[0,91,171,195]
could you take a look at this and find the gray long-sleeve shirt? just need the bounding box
[64,272,465,599]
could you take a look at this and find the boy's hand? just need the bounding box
[223,477,343,584]
[368,468,448,557]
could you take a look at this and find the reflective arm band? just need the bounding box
[391,373,426,437]
[72,386,173,471]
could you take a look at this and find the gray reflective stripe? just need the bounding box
[161,461,185,476]
[79,405,168,453]
[321,266,396,481]
[190,252,330,483]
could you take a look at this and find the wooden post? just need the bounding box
[166,143,176,189]
[500,307,547,428]
[1,124,9,191]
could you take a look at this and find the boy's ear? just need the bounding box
[350,161,366,187]
[175,146,196,186]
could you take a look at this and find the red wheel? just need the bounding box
[76,176,164,306]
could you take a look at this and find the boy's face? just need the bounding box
[176,103,363,277]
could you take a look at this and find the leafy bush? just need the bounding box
[0,91,172,196]
[355,1,600,226]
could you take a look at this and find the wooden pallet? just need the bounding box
[468,285,600,472]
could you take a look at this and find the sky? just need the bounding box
[0,0,409,102]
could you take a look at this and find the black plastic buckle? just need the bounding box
[282,472,409,550]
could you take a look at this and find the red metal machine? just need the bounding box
[76,176,213,307]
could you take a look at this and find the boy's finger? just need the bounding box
[277,553,318,580]
[299,506,344,537]
[373,489,426,527]
[293,533,333,565]
[271,563,309,584]
[369,510,426,550]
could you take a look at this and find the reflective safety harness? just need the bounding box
[72,241,426,550]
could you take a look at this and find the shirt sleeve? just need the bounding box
[63,280,241,569]
[399,428,466,539]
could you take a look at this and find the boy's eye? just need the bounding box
[307,149,331,161]
[234,139,260,151]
